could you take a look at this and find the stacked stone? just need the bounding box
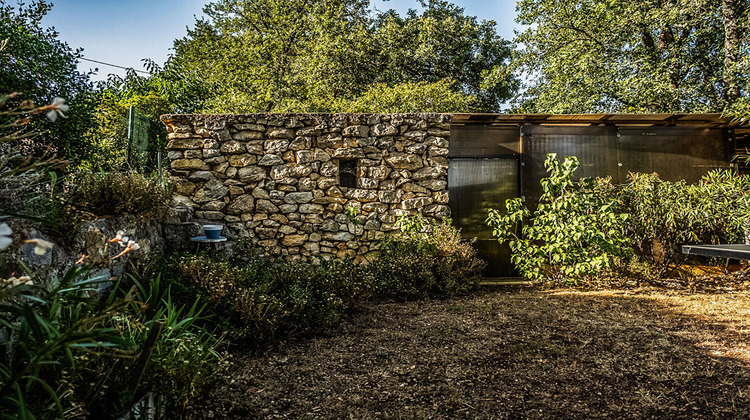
[162,113,451,261]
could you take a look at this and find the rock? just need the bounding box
[233,131,263,141]
[299,204,325,214]
[255,199,279,213]
[356,178,379,189]
[167,138,203,150]
[171,159,209,171]
[317,133,343,148]
[427,128,450,136]
[234,123,265,131]
[323,231,353,241]
[246,140,264,154]
[258,154,284,166]
[418,180,447,191]
[176,180,198,195]
[364,219,381,230]
[193,180,229,203]
[220,140,245,154]
[318,177,338,189]
[372,124,398,137]
[228,154,257,167]
[412,167,446,181]
[296,150,315,163]
[343,125,369,137]
[238,166,266,182]
[203,148,221,158]
[267,128,295,139]
[314,149,331,162]
[203,200,226,211]
[226,194,255,215]
[281,234,307,247]
[289,136,312,150]
[344,189,379,202]
[379,191,401,203]
[167,150,183,160]
[252,187,270,199]
[402,197,433,210]
[425,136,449,148]
[265,139,290,154]
[270,164,312,179]
[332,148,365,159]
[279,204,298,213]
[284,192,314,204]
[385,153,423,170]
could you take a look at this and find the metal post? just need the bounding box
[157,151,163,186]
[127,106,135,170]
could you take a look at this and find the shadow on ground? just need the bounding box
[190,287,750,419]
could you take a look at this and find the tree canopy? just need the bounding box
[513,0,749,114]
[0,0,96,160]
[171,0,516,113]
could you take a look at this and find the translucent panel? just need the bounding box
[617,127,731,183]
[448,158,519,277]
[448,158,519,239]
[521,125,618,204]
[450,125,520,157]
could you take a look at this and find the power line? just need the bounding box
[78,57,150,74]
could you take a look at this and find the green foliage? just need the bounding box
[82,60,211,172]
[172,0,515,112]
[513,0,749,113]
[334,79,479,113]
[487,154,632,283]
[0,266,133,418]
[0,0,97,161]
[165,251,373,347]
[64,172,172,220]
[617,169,750,276]
[75,275,224,417]
[371,216,484,299]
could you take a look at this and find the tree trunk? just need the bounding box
[722,0,740,105]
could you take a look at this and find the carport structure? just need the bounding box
[448,113,750,277]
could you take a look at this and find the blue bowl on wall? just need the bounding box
[203,224,224,239]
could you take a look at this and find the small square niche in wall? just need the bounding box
[339,159,357,188]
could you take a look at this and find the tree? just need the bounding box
[172,0,515,113]
[513,0,749,113]
[0,0,96,161]
[370,1,516,111]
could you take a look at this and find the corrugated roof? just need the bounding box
[451,113,747,128]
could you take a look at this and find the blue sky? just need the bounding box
[44,0,520,81]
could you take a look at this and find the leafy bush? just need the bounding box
[371,216,484,299]
[0,266,132,417]
[64,171,172,220]
[164,251,373,347]
[487,154,631,283]
[618,170,750,276]
[75,275,224,417]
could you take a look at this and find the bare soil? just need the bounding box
[190,285,750,419]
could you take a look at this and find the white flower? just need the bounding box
[111,240,141,259]
[45,97,69,122]
[24,238,54,255]
[0,223,11,250]
[108,230,129,246]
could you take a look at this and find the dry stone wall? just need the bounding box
[161,113,451,261]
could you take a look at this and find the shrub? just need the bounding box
[75,275,224,417]
[64,171,172,220]
[371,216,484,299]
[487,154,631,284]
[164,251,374,347]
[618,170,750,276]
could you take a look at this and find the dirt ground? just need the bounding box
[189,283,750,419]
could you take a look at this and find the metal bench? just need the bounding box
[681,244,750,260]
